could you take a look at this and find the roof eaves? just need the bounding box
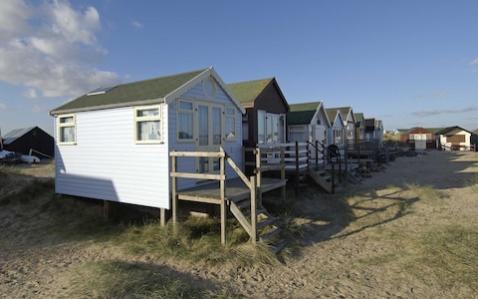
[50,98,165,116]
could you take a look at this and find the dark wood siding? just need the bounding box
[3,127,54,158]
[244,80,289,146]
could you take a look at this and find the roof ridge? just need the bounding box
[87,68,209,95]
[289,100,323,106]
[227,77,274,86]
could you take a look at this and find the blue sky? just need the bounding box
[1,0,478,135]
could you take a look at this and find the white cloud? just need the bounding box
[471,57,478,66]
[0,102,6,110]
[0,0,119,98]
[131,21,144,29]
[412,106,478,117]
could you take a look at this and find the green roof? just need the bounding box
[287,101,322,125]
[227,78,273,106]
[326,108,340,124]
[51,68,207,114]
[354,113,364,122]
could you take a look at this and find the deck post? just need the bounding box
[331,161,336,194]
[280,147,286,202]
[220,148,226,246]
[344,145,348,179]
[295,141,300,195]
[315,140,319,171]
[250,175,257,245]
[255,148,262,207]
[160,208,166,227]
[171,155,178,231]
[338,154,342,183]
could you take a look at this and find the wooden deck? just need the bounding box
[177,177,287,204]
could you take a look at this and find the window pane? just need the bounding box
[178,111,193,140]
[199,157,209,173]
[137,108,159,117]
[179,102,193,110]
[60,116,74,124]
[226,116,235,139]
[266,114,273,143]
[258,110,265,144]
[60,126,75,142]
[198,105,209,146]
[138,121,160,140]
[212,107,222,145]
[272,115,279,142]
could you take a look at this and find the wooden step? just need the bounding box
[308,169,333,193]
[270,240,287,254]
[259,227,281,242]
[257,217,276,229]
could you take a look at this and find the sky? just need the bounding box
[1,0,478,135]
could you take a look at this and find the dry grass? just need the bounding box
[468,174,478,193]
[67,260,238,299]
[409,225,478,291]
[115,217,278,266]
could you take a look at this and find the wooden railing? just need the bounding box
[170,147,259,245]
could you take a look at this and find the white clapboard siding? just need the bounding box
[169,76,243,190]
[55,105,170,209]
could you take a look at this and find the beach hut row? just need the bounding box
[49,67,384,248]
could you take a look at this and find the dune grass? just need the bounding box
[409,225,478,291]
[115,216,278,266]
[67,260,238,299]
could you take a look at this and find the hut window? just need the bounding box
[258,110,266,144]
[58,115,76,145]
[135,105,162,143]
[177,101,194,141]
[225,107,236,140]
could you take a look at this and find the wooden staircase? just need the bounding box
[230,197,285,252]
[170,147,287,252]
[308,168,334,193]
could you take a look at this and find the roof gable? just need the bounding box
[326,108,343,127]
[288,101,322,125]
[51,68,208,115]
[50,68,245,115]
[354,113,364,122]
[2,127,36,145]
[287,101,331,126]
[227,77,289,110]
[435,126,473,136]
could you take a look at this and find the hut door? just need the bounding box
[197,103,224,173]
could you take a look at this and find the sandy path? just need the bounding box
[1,151,477,298]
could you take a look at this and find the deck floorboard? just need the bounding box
[177,177,286,203]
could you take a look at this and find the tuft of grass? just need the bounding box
[0,178,53,206]
[410,225,478,291]
[115,216,278,267]
[67,260,238,299]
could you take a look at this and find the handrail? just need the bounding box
[170,151,225,158]
[225,154,251,189]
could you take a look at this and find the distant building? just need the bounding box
[353,112,365,142]
[1,126,54,158]
[398,127,442,150]
[364,118,384,143]
[435,126,477,151]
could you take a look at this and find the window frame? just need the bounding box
[225,106,237,142]
[57,114,77,145]
[134,104,163,144]
[176,100,195,143]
